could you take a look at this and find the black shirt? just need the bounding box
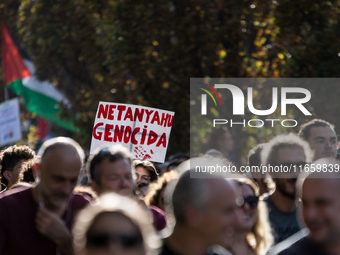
[264,195,301,244]
[278,236,329,255]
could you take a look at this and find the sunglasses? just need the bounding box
[242,195,259,209]
[87,232,143,249]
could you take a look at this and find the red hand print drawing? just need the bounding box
[134,146,154,160]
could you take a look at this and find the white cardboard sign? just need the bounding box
[90,102,175,163]
[0,98,22,146]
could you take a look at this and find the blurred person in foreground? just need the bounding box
[73,192,160,255]
[0,137,90,254]
[299,119,337,161]
[271,158,340,255]
[261,133,313,244]
[161,158,241,255]
[0,145,35,191]
[226,177,273,255]
[133,160,159,197]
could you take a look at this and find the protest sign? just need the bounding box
[90,102,174,163]
[0,98,22,146]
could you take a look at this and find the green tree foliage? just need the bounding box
[1,0,340,162]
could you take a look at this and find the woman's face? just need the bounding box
[135,166,151,197]
[238,184,258,231]
[85,212,145,255]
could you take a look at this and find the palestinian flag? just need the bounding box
[1,23,78,132]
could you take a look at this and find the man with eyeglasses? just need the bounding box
[299,119,337,161]
[261,133,313,244]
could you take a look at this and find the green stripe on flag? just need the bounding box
[7,79,78,132]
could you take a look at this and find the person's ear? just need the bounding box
[3,170,12,181]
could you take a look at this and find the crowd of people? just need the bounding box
[0,118,339,255]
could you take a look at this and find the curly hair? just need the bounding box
[144,170,179,211]
[18,156,39,184]
[0,145,35,187]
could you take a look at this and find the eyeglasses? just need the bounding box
[135,173,151,182]
[241,196,259,209]
[87,232,143,249]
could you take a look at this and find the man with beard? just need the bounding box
[0,137,89,254]
[298,119,337,161]
[261,133,313,244]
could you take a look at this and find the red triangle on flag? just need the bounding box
[1,23,31,85]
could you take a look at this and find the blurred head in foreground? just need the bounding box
[299,158,340,248]
[73,192,160,255]
[276,158,340,254]
[163,157,241,254]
